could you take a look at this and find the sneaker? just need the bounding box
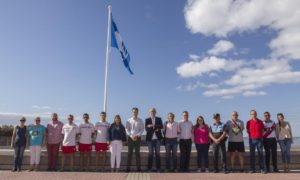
[197,168,202,173]
[11,168,17,172]
[250,170,255,173]
[213,169,219,173]
[261,170,267,174]
[273,168,279,173]
[205,168,209,173]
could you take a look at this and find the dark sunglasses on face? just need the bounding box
[20,120,26,122]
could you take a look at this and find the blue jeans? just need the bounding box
[195,144,209,169]
[13,144,25,170]
[147,139,161,170]
[165,138,178,171]
[278,138,292,164]
[249,138,265,171]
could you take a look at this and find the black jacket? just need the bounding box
[108,123,127,142]
[145,117,163,141]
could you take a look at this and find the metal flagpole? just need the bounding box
[103,5,112,113]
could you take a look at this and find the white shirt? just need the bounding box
[95,121,110,143]
[79,122,95,144]
[62,123,79,146]
[126,117,144,137]
[179,120,193,140]
[151,117,157,140]
[263,120,276,138]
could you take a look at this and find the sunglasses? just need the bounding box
[20,120,26,122]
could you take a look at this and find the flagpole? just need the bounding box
[103,5,112,113]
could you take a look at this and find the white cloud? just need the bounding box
[178,0,300,98]
[32,105,51,110]
[0,112,52,125]
[225,59,300,86]
[202,59,300,98]
[221,95,234,100]
[176,56,244,78]
[203,83,264,97]
[184,0,300,60]
[270,29,300,60]
[243,91,267,97]
[177,81,219,91]
[207,40,234,55]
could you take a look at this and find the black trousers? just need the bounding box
[263,138,278,171]
[212,141,227,171]
[127,137,141,171]
[179,139,192,171]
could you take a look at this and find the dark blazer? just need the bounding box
[108,123,127,142]
[145,117,163,141]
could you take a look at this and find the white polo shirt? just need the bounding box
[62,123,79,146]
[95,121,110,143]
[79,122,95,144]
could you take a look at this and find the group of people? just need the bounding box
[10,108,293,174]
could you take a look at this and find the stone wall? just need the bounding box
[0,148,299,171]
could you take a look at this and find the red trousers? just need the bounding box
[47,143,60,170]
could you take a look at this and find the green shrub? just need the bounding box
[0,125,14,136]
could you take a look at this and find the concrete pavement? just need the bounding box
[1,171,300,180]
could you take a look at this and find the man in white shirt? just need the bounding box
[78,113,95,171]
[125,107,144,172]
[61,114,79,171]
[95,112,110,171]
[178,111,193,172]
[263,112,278,172]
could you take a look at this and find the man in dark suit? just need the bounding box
[145,108,163,172]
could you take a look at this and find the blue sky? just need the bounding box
[0,0,300,135]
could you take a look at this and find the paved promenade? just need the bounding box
[1,171,300,180]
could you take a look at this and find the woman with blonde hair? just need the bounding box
[276,113,293,172]
[27,117,46,171]
[11,117,27,172]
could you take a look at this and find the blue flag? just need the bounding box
[110,14,133,74]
